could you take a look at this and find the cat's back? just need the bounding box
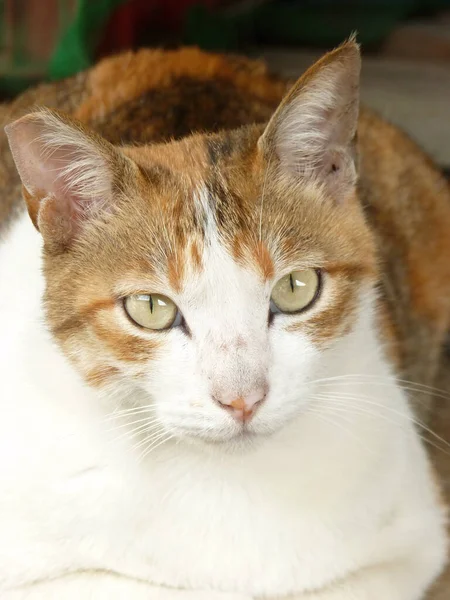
[357,108,450,396]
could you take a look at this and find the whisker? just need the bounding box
[318,399,450,458]
[104,415,162,434]
[312,392,450,453]
[131,425,169,452]
[138,432,174,463]
[306,374,450,402]
[108,419,162,446]
[312,400,450,458]
[305,407,372,452]
[106,405,159,420]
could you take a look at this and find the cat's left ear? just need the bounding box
[5,109,131,248]
[258,38,361,203]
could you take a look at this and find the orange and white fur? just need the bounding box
[0,41,448,599]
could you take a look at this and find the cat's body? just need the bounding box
[1,43,450,599]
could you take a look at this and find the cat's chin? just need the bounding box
[177,428,270,454]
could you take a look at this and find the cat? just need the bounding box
[1,38,450,599]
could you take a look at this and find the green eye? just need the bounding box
[124,294,180,330]
[271,269,321,314]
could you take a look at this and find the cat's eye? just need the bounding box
[270,269,321,314]
[124,294,181,330]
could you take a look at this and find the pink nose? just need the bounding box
[214,388,267,422]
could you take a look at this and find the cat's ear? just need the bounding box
[258,38,361,203]
[5,109,129,248]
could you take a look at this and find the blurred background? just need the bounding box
[1,0,450,167]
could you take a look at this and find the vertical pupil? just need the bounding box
[149,295,154,313]
[289,273,295,293]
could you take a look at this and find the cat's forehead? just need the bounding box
[121,128,274,273]
[83,128,376,296]
[122,127,319,255]
[124,126,259,179]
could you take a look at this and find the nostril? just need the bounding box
[229,396,246,411]
[244,389,267,410]
[213,388,268,422]
[212,395,243,415]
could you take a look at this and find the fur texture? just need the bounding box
[1,41,450,599]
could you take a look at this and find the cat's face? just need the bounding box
[6,40,378,449]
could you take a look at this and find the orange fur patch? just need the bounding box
[167,253,185,294]
[92,320,158,363]
[253,240,275,281]
[190,240,203,271]
[85,365,120,388]
[80,299,116,319]
[75,48,287,124]
[22,186,42,230]
[288,280,357,347]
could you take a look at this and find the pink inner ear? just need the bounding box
[5,110,119,247]
[41,144,92,215]
[5,111,113,226]
[259,43,360,191]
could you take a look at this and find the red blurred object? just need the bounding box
[97,0,224,57]
[0,0,76,79]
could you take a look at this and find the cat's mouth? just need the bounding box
[177,426,269,452]
[212,429,260,443]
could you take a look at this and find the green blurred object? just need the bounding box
[49,0,126,80]
[0,0,73,96]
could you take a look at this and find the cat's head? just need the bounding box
[6,40,378,449]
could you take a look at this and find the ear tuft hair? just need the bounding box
[5,109,127,244]
[259,39,361,202]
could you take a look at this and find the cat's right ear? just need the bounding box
[5,109,130,249]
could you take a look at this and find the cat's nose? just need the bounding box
[213,388,267,422]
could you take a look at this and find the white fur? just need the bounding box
[0,209,447,600]
[276,77,338,174]
[269,69,357,180]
